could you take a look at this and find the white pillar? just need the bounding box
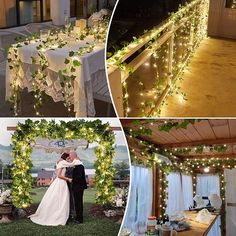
[50,0,70,26]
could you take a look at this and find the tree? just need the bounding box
[114,161,130,180]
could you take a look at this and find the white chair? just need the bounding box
[24,23,60,34]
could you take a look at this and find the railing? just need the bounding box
[107,0,210,117]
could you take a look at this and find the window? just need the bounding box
[0,0,51,29]
[226,0,236,9]
[70,0,98,18]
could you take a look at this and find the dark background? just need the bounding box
[107,0,190,53]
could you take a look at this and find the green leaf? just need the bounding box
[64,58,70,64]
[73,60,81,67]
[71,67,76,73]
[69,51,75,57]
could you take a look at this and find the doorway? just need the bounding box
[208,0,236,39]
[225,168,236,236]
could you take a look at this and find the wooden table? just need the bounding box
[178,211,220,236]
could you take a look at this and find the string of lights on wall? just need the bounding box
[126,130,236,219]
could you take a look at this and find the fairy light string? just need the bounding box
[11,119,116,208]
[107,0,210,117]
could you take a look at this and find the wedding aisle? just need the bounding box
[0,189,121,236]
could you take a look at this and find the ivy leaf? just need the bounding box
[71,67,76,73]
[69,51,75,57]
[71,75,76,80]
[64,58,70,64]
[73,60,81,67]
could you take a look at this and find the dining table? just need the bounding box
[177,211,220,236]
[5,31,106,117]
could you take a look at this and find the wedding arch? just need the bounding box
[10,119,116,208]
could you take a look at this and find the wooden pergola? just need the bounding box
[121,119,236,236]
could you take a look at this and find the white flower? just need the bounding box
[99,9,108,16]
[0,197,3,205]
[116,198,124,207]
[91,12,103,22]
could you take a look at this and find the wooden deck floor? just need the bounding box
[160,37,236,117]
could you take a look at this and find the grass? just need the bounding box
[0,188,121,236]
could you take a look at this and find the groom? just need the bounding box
[66,151,87,224]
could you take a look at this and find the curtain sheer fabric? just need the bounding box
[166,172,184,215]
[196,174,221,236]
[123,165,153,233]
[167,173,193,216]
[182,174,194,209]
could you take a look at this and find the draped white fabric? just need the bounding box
[166,172,184,215]
[224,168,236,236]
[123,165,153,234]
[5,36,105,117]
[182,174,194,209]
[196,174,221,236]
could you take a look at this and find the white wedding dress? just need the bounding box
[30,159,81,226]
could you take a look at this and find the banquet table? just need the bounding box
[177,211,220,236]
[5,34,105,117]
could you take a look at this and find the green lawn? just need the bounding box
[0,188,121,236]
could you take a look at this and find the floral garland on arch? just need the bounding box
[11,119,116,208]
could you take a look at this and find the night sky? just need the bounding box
[108,0,190,52]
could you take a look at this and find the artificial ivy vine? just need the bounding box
[125,118,236,219]
[107,0,209,117]
[11,119,116,208]
[7,16,110,117]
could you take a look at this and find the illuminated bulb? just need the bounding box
[204,167,210,173]
[144,62,150,67]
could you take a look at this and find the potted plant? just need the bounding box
[0,189,13,223]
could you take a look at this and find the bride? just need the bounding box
[30,152,81,226]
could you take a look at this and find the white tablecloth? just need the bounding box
[5,36,105,117]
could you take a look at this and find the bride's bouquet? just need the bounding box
[0,189,12,205]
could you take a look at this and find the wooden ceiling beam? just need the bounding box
[176,153,236,159]
[157,137,236,148]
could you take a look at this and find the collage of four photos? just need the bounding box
[0,0,236,236]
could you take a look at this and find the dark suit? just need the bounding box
[65,167,75,218]
[72,164,87,222]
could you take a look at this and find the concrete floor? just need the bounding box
[160,37,236,117]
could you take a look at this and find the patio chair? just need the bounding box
[24,23,61,34]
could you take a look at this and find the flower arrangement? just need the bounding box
[112,187,128,208]
[90,9,109,23]
[0,189,12,205]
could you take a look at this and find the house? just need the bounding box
[85,169,95,187]
[37,169,54,186]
